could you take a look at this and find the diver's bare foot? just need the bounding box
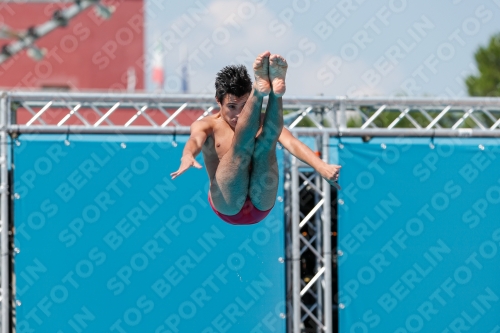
[253,51,271,96]
[269,54,288,97]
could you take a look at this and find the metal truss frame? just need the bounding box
[288,132,333,333]
[0,94,9,333]
[1,91,500,333]
[5,92,500,136]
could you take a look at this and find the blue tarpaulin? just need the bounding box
[13,134,286,333]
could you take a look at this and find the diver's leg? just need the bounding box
[248,55,287,211]
[210,51,271,215]
[249,91,284,211]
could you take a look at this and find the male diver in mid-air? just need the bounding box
[171,51,341,225]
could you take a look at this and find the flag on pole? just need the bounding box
[152,40,164,89]
[180,45,189,94]
[181,62,189,94]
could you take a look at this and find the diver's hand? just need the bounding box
[320,164,341,190]
[170,155,202,179]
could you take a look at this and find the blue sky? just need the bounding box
[144,0,500,97]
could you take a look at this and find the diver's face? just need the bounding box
[218,93,250,129]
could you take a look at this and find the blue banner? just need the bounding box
[338,137,500,333]
[13,134,286,333]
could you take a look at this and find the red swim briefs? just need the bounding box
[208,193,272,225]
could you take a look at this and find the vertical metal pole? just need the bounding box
[1,93,10,333]
[291,156,301,333]
[322,132,333,333]
[330,104,338,130]
[315,136,323,333]
[284,160,293,333]
[339,96,347,131]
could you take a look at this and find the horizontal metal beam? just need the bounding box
[290,128,500,137]
[8,125,192,135]
[8,125,500,137]
[9,91,216,104]
[8,92,500,107]
[340,96,500,107]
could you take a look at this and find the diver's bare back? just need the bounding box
[199,113,261,182]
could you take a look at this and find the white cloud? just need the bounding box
[155,0,408,97]
[294,54,409,97]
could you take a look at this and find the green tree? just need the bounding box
[466,33,500,96]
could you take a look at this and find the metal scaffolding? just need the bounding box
[0,94,9,333]
[288,133,333,333]
[1,91,500,333]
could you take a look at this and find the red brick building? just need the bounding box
[0,0,144,91]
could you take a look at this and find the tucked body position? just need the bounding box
[171,51,341,225]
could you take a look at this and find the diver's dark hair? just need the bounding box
[214,65,252,104]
